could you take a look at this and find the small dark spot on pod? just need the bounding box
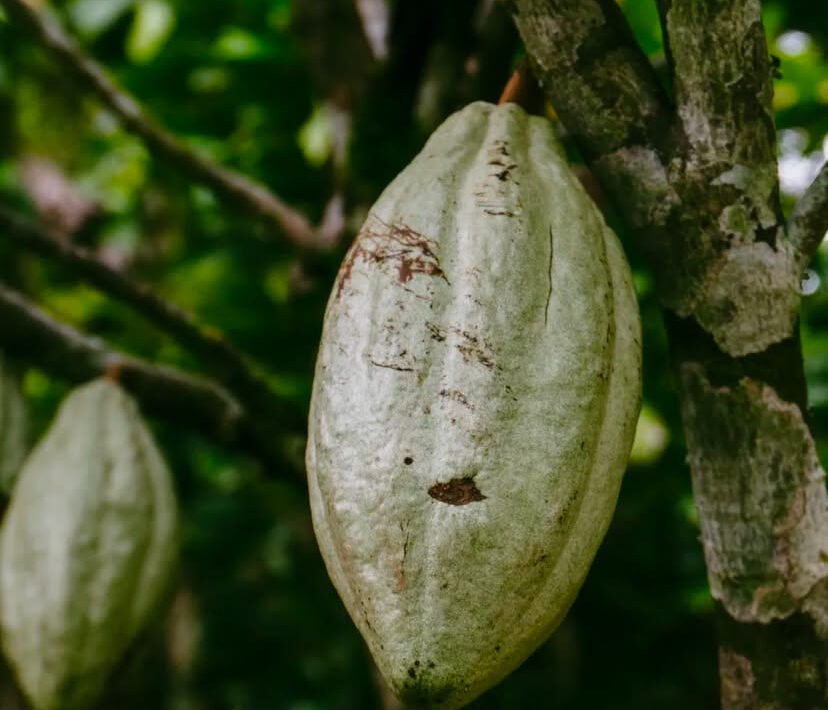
[404,457,414,465]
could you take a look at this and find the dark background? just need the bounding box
[0,1,826,708]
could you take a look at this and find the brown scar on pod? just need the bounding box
[428,478,486,505]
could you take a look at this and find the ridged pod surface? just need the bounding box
[0,353,28,493]
[307,102,641,709]
[0,379,179,710]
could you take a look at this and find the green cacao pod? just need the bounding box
[0,378,179,710]
[0,353,28,494]
[307,102,641,708]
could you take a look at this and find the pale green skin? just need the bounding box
[0,353,28,494]
[0,379,179,710]
[307,102,641,709]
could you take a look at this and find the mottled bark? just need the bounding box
[511,0,801,356]
[679,365,827,622]
[788,161,828,273]
[509,0,828,707]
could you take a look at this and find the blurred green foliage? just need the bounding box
[0,1,826,709]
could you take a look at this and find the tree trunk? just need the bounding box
[508,0,828,706]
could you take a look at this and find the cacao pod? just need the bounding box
[0,353,28,494]
[307,102,641,708]
[0,378,179,710]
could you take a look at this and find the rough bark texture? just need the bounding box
[679,366,828,624]
[510,0,801,357]
[509,0,828,707]
[788,161,828,273]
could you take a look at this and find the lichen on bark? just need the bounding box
[679,364,828,625]
[693,242,801,357]
[511,0,802,359]
[719,648,757,710]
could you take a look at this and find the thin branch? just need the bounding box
[497,60,543,115]
[0,284,302,478]
[0,0,330,250]
[353,0,390,61]
[788,161,828,272]
[0,204,302,435]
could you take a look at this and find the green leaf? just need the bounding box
[267,0,292,32]
[297,104,334,167]
[629,404,670,465]
[126,0,176,65]
[188,66,231,94]
[67,0,135,37]
[212,27,272,61]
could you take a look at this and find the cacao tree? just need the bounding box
[0,1,825,709]
[509,2,828,708]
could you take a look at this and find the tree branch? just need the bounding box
[0,203,303,436]
[507,0,700,313]
[508,0,673,160]
[0,284,302,478]
[656,0,777,176]
[0,0,330,250]
[788,161,828,272]
[497,60,543,114]
[510,3,827,707]
[509,0,799,358]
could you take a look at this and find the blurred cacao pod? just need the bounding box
[0,352,28,494]
[0,378,179,710]
[307,102,641,708]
